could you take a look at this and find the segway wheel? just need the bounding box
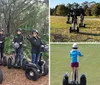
[69,27,72,33]
[2,56,7,66]
[25,67,39,81]
[77,27,79,33]
[63,73,69,85]
[66,21,68,24]
[79,23,81,27]
[80,74,86,85]
[22,59,28,70]
[8,58,12,69]
[43,63,48,76]
[0,69,3,84]
[84,24,86,28]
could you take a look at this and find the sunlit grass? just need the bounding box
[50,16,100,42]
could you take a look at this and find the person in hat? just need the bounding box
[0,28,5,65]
[27,29,43,65]
[12,28,23,66]
[70,43,83,84]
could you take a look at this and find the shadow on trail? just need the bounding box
[78,32,100,36]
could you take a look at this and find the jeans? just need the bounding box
[32,53,40,64]
[14,48,22,64]
[0,47,4,59]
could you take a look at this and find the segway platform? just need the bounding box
[69,27,79,33]
[8,56,28,70]
[63,73,86,85]
[12,64,21,69]
[79,23,86,28]
[66,21,72,24]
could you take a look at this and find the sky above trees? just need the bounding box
[50,0,100,8]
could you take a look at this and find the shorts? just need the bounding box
[71,62,79,67]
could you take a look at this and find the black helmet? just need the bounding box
[17,28,22,32]
[0,28,4,32]
[32,29,38,34]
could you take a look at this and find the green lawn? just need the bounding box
[51,44,100,85]
[50,16,100,42]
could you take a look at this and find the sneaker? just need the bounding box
[75,81,79,84]
[71,80,74,84]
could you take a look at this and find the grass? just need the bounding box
[50,16,100,42]
[51,44,100,85]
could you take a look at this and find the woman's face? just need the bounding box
[0,31,3,34]
[33,32,37,37]
[17,31,21,34]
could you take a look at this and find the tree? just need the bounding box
[55,4,67,16]
[0,0,49,36]
[91,3,100,16]
[85,8,91,16]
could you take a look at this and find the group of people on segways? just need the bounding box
[0,28,48,82]
[67,11,85,33]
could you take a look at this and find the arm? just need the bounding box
[78,51,83,57]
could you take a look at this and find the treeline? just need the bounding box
[50,1,100,16]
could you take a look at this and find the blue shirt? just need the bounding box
[70,49,83,63]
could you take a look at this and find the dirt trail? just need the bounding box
[0,66,48,85]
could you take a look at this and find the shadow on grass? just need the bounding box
[78,32,100,36]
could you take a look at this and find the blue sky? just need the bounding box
[50,0,100,8]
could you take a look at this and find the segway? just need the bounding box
[0,41,7,66]
[0,69,3,84]
[8,42,28,70]
[63,71,86,85]
[79,22,85,28]
[2,56,7,66]
[79,14,86,28]
[66,14,71,24]
[25,52,48,81]
[69,22,79,33]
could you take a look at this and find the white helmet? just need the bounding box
[72,43,78,48]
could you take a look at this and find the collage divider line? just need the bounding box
[50,42,100,44]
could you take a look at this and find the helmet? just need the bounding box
[17,28,22,32]
[13,42,19,49]
[32,29,38,34]
[72,43,78,49]
[0,28,4,32]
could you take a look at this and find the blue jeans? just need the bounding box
[32,53,40,64]
[15,48,22,63]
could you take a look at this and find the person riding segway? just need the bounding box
[63,43,86,85]
[25,29,48,81]
[79,14,86,27]
[0,28,7,66]
[8,28,28,69]
[69,12,79,33]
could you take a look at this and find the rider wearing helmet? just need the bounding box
[0,28,5,65]
[27,29,43,65]
[12,28,23,66]
[70,43,83,84]
[80,13,84,24]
